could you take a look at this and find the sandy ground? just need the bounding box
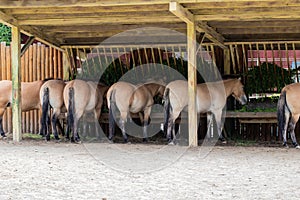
[0,138,300,200]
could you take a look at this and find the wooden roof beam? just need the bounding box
[0,11,62,50]
[169,1,226,49]
[18,16,182,26]
[0,0,285,7]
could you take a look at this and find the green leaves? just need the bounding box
[245,62,293,95]
[0,24,11,45]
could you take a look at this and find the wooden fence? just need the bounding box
[225,41,300,143]
[2,40,299,143]
[0,42,63,134]
[65,42,300,144]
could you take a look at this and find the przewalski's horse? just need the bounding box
[39,79,66,141]
[0,79,51,137]
[63,79,108,142]
[164,78,247,144]
[277,83,300,148]
[107,81,165,143]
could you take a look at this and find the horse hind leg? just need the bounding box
[289,114,300,148]
[0,116,5,137]
[142,107,151,143]
[119,118,128,143]
[166,114,176,145]
[52,108,61,141]
[119,112,128,143]
[213,111,226,143]
[0,108,7,137]
[282,110,290,148]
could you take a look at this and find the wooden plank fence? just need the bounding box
[1,40,298,142]
[65,42,300,143]
[0,42,63,134]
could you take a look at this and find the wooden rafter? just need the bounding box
[169,1,226,49]
[18,15,181,26]
[0,0,291,7]
[0,10,62,49]
[194,13,300,21]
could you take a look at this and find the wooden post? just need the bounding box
[11,26,22,142]
[169,1,198,146]
[63,51,71,80]
[187,22,197,147]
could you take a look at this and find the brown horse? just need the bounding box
[277,82,300,148]
[164,78,247,144]
[0,79,50,137]
[107,81,165,143]
[39,79,66,141]
[63,79,108,142]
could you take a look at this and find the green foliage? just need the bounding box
[77,56,128,85]
[77,53,217,86]
[245,62,293,95]
[162,57,219,83]
[0,24,11,44]
[236,95,278,112]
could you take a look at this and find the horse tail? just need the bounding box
[277,91,289,134]
[67,87,75,130]
[163,88,171,136]
[109,89,117,140]
[40,87,49,136]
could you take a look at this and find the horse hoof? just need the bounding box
[283,143,289,148]
[108,139,114,144]
[295,145,300,149]
[1,135,7,140]
[55,139,62,143]
[168,141,175,146]
[142,138,148,143]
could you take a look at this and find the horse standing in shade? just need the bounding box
[106,81,165,143]
[164,78,247,144]
[277,82,300,148]
[39,79,66,141]
[63,79,108,142]
[0,79,51,137]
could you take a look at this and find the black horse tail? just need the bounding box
[277,91,289,134]
[40,87,50,136]
[163,88,171,136]
[67,87,75,133]
[108,89,117,140]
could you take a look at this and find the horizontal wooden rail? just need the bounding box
[94,111,278,124]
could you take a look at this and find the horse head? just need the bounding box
[231,78,247,105]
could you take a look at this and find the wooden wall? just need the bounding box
[0,42,63,134]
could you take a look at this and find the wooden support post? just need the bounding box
[169,1,198,146]
[187,22,197,147]
[11,26,22,142]
[63,50,71,80]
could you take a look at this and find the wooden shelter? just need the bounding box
[0,0,299,145]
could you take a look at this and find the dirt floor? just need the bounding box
[0,136,300,200]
